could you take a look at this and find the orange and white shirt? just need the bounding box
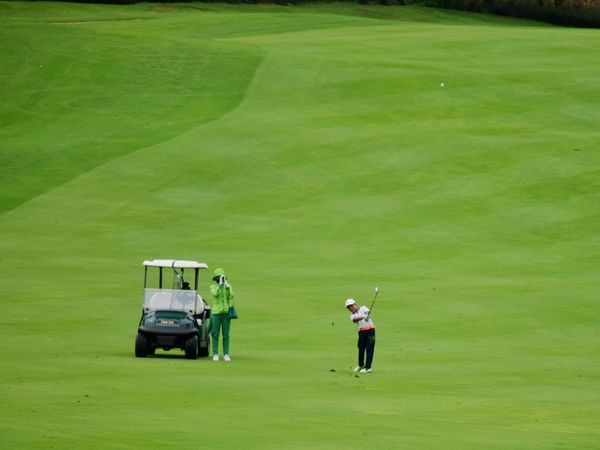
[350,306,375,331]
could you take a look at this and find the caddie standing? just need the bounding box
[210,268,234,362]
[345,298,375,373]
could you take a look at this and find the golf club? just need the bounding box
[367,287,379,317]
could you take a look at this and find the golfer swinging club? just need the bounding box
[345,297,376,373]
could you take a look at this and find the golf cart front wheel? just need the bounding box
[184,335,198,360]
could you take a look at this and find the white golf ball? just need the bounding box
[440,82,445,87]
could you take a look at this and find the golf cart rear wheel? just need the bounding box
[184,335,198,360]
[198,335,210,357]
[135,332,148,357]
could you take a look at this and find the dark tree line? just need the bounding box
[26,0,600,28]
[424,0,600,28]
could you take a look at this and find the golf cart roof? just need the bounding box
[143,259,208,269]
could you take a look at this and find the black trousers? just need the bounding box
[357,328,375,369]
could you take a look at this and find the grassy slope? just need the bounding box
[1,2,599,449]
[0,3,268,213]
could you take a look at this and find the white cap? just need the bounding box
[344,298,356,308]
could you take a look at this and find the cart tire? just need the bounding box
[135,332,148,357]
[185,335,198,360]
[198,334,210,357]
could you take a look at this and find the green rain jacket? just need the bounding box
[210,268,234,314]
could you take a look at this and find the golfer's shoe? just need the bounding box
[223,354,231,362]
[212,354,219,362]
[359,368,372,373]
[353,366,364,372]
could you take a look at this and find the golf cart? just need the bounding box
[135,259,211,359]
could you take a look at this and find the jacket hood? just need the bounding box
[213,267,226,278]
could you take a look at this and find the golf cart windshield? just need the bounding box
[144,288,199,314]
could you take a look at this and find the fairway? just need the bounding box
[1,2,599,448]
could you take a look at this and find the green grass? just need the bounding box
[1,2,599,448]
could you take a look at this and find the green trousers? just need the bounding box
[211,313,231,355]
